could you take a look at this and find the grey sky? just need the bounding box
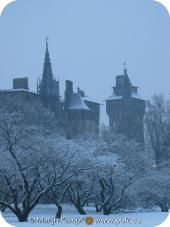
[0,0,170,123]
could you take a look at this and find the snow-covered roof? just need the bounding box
[107,92,144,101]
[131,93,143,100]
[0,89,39,95]
[82,96,101,104]
[107,94,123,100]
[68,93,90,111]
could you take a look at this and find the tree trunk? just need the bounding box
[76,205,86,215]
[1,206,6,212]
[160,204,169,212]
[55,204,62,219]
[103,207,111,215]
[16,209,31,222]
[17,214,29,222]
[95,204,101,212]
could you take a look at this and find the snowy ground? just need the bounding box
[2,204,169,227]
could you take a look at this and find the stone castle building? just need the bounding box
[0,40,100,138]
[106,66,145,143]
[0,40,145,141]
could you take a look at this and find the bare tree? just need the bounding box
[145,95,170,166]
[0,97,97,221]
[0,97,61,222]
[0,117,57,221]
[46,184,70,219]
[93,127,148,214]
[66,173,99,215]
[137,167,170,212]
[44,145,89,219]
[97,170,139,215]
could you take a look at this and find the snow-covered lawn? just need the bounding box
[2,204,169,227]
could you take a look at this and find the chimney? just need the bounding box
[65,80,73,109]
[13,77,29,90]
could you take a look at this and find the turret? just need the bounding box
[106,65,145,144]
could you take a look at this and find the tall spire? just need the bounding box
[44,37,52,77]
[39,37,54,96]
[38,38,60,101]
[46,37,49,50]
[45,37,50,60]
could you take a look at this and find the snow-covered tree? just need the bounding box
[92,127,150,215]
[145,95,170,166]
[0,106,57,222]
[136,167,170,212]
[93,151,139,215]
[66,171,99,215]
[0,97,68,222]
[43,137,91,218]
[0,138,54,222]
[64,129,148,215]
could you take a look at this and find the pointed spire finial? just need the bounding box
[46,37,49,49]
[124,62,127,75]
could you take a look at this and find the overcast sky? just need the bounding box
[0,0,170,123]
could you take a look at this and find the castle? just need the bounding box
[0,40,145,142]
[106,66,145,143]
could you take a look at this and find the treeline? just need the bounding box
[0,95,169,222]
